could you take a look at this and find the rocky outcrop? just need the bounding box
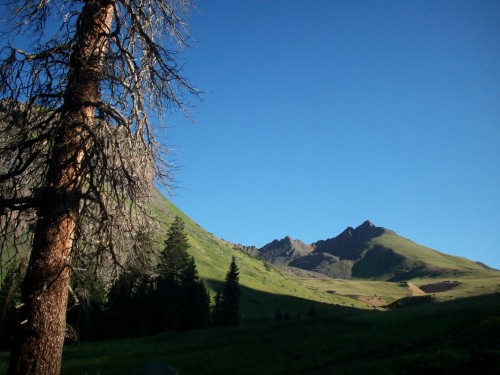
[312,220,386,260]
[258,236,313,265]
[256,220,391,278]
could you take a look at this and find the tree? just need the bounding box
[158,215,191,280]
[105,269,153,338]
[179,256,210,330]
[152,216,210,332]
[152,215,190,331]
[218,256,241,327]
[212,289,223,326]
[0,1,197,373]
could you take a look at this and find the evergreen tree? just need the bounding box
[212,289,223,326]
[152,216,211,332]
[218,257,241,327]
[307,304,317,318]
[179,256,210,331]
[105,271,137,338]
[158,215,190,280]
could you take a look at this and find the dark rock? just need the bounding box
[258,236,313,265]
[312,220,386,260]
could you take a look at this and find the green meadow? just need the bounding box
[1,293,498,375]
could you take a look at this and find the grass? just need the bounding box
[372,232,494,276]
[1,292,498,374]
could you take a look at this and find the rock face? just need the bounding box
[255,221,392,279]
[258,220,386,263]
[244,220,492,281]
[234,244,259,257]
[258,236,314,266]
[312,220,386,260]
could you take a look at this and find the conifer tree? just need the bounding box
[212,289,223,326]
[218,257,241,327]
[103,270,153,338]
[153,215,195,332]
[158,215,190,279]
[179,256,210,330]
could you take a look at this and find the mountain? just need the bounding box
[254,220,493,281]
[146,191,376,317]
[5,189,498,321]
[258,236,313,265]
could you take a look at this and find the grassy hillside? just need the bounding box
[375,232,491,273]
[146,191,500,315]
[351,230,495,281]
[148,191,500,312]
[148,191,369,317]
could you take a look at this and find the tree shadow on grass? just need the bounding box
[203,278,372,325]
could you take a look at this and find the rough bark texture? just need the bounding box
[7,1,114,374]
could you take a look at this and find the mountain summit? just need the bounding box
[255,221,491,281]
[312,220,387,260]
[258,236,313,266]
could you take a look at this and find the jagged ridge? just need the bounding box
[251,220,493,281]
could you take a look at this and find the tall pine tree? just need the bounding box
[218,257,241,327]
[158,215,190,280]
[179,256,210,331]
[152,215,209,332]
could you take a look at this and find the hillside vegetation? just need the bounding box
[148,192,499,315]
[147,191,370,317]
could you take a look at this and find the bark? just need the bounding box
[7,1,114,374]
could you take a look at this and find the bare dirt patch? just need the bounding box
[356,296,388,307]
[407,282,426,296]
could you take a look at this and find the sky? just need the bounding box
[164,0,500,269]
[5,1,496,268]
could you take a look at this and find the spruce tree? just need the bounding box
[179,256,210,330]
[105,272,137,338]
[158,215,190,280]
[152,215,197,332]
[212,289,223,326]
[219,257,241,327]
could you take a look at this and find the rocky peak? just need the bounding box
[312,220,385,260]
[258,236,314,265]
[354,220,384,239]
[359,220,375,229]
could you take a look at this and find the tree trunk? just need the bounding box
[7,1,114,374]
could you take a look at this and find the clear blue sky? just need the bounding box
[164,0,500,269]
